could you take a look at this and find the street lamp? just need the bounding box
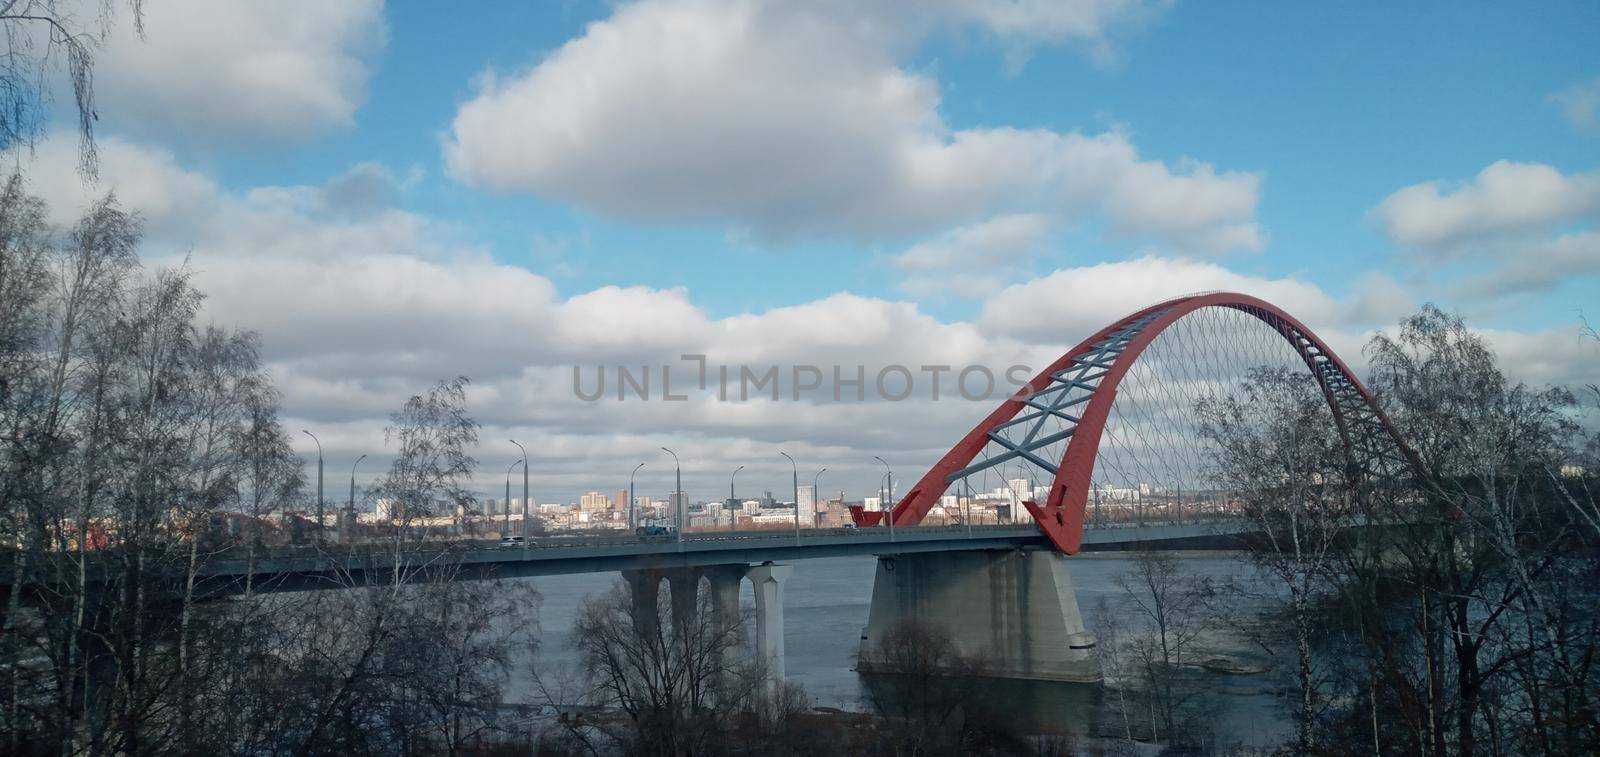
[874,456,894,540]
[504,460,523,537]
[779,452,798,542]
[348,453,367,533]
[661,447,682,548]
[812,467,827,528]
[729,464,744,531]
[348,453,367,510]
[302,430,323,545]
[629,462,645,531]
[509,439,530,537]
[964,476,973,537]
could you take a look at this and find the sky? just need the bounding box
[12,0,1600,504]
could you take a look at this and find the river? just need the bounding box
[507,551,1293,750]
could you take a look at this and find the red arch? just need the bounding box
[855,292,1421,555]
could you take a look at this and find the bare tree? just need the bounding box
[1197,366,1354,752]
[1,0,144,177]
[1104,550,1219,751]
[546,580,766,756]
[1363,305,1593,756]
[0,165,556,757]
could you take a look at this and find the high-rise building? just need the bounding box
[376,498,403,521]
[670,490,687,526]
[579,491,612,513]
[797,484,817,526]
[613,489,629,513]
[1008,478,1031,500]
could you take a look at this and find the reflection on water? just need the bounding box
[512,551,1292,749]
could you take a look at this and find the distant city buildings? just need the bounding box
[797,484,817,525]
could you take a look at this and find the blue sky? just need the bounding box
[183,0,1600,327]
[19,0,1599,500]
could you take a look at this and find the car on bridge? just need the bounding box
[635,524,676,537]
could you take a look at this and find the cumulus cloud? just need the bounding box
[1478,325,1600,390]
[93,0,386,141]
[892,213,1051,297]
[1372,161,1600,249]
[1550,76,1600,135]
[1371,160,1600,305]
[18,135,219,235]
[1458,231,1600,297]
[977,257,1349,343]
[19,136,1583,502]
[924,0,1170,60]
[443,0,1260,251]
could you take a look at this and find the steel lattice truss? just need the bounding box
[855,292,1422,555]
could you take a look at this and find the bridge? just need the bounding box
[190,518,1253,687]
[275,293,1415,684]
[29,293,1422,687]
[207,521,1245,589]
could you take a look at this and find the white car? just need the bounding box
[499,536,527,547]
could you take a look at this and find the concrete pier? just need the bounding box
[666,568,700,634]
[620,568,662,638]
[703,566,744,636]
[746,563,793,680]
[621,562,795,681]
[858,549,1099,682]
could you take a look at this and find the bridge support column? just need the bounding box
[620,568,662,639]
[745,562,792,681]
[704,566,744,635]
[665,568,702,636]
[858,549,1099,682]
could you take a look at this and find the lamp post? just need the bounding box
[302,430,323,545]
[780,452,798,542]
[504,460,523,537]
[346,453,367,542]
[348,454,367,511]
[812,467,826,528]
[661,447,682,548]
[874,456,894,540]
[729,464,744,531]
[879,472,891,532]
[629,462,645,531]
[964,476,973,537]
[509,439,529,537]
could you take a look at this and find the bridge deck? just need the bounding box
[202,521,1246,593]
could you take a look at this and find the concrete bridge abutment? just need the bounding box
[857,549,1100,683]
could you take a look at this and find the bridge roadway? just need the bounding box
[205,520,1247,594]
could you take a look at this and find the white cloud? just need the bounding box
[927,0,1169,52]
[1459,231,1600,297]
[892,213,1051,297]
[443,0,1260,252]
[19,135,219,233]
[20,136,1585,503]
[1550,76,1600,135]
[1346,271,1417,325]
[1372,161,1600,248]
[93,0,386,141]
[1478,325,1600,390]
[978,257,1346,343]
[1371,160,1600,305]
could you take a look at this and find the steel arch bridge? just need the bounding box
[850,292,1423,555]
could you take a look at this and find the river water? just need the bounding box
[507,551,1293,749]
